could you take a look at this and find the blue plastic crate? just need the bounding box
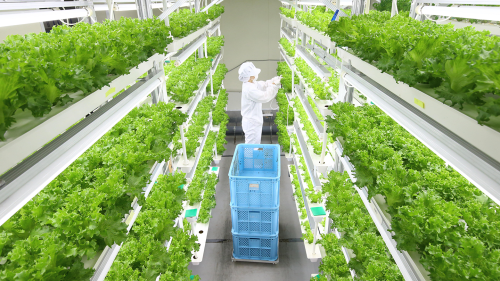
[229,144,281,208]
[231,206,279,236]
[232,232,278,261]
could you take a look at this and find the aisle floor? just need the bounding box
[189,135,320,281]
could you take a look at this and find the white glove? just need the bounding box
[272,76,282,85]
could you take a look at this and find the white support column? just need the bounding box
[105,0,115,20]
[391,0,398,17]
[86,0,98,23]
[204,40,208,58]
[311,216,322,255]
[163,0,169,26]
[210,69,214,95]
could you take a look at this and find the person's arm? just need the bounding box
[255,80,274,91]
[245,83,279,104]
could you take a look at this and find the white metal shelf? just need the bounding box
[338,48,500,206]
[0,71,164,227]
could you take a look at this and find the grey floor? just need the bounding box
[189,135,320,281]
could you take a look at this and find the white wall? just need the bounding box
[220,0,281,92]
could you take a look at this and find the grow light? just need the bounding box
[0,8,90,27]
[417,5,500,22]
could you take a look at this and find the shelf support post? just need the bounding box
[163,0,169,26]
[320,121,327,164]
[180,123,189,165]
[210,68,214,95]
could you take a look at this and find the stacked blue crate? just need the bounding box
[229,144,281,262]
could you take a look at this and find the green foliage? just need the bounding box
[0,102,187,279]
[107,173,195,281]
[299,156,323,203]
[292,97,323,155]
[207,63,228,95]
[172,96,214,158]
[326,102,500,280]
[322,171,403,280]
[276,61,298,93]
[327,12,500,124]
[292,134,302,155]
[186,130,218,209]
[373,0,411,12]
[198,173,218,224]
[216,118,228,156]
[159,225,200,281]
[316,234,352,281]
[280,7,295,18]
[295,58,331,100]
[213,89,229,126]
[290,170,308,220]
[0,17,173,139]
[166,57,212,103]
[197,131,217,173]
[207,36,225,57]
[307,96,324,126]
[212,88,229,156]
[301,221,314,244]
[275,90,293,152]
[166,36,225,103]
[297,6,334,33]
[279,37,295,57]
[275,62,297,152]
[169,5,224,38]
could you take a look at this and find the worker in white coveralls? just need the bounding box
[238,62,281,144]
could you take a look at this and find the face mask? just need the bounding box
[253,74,258,81]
